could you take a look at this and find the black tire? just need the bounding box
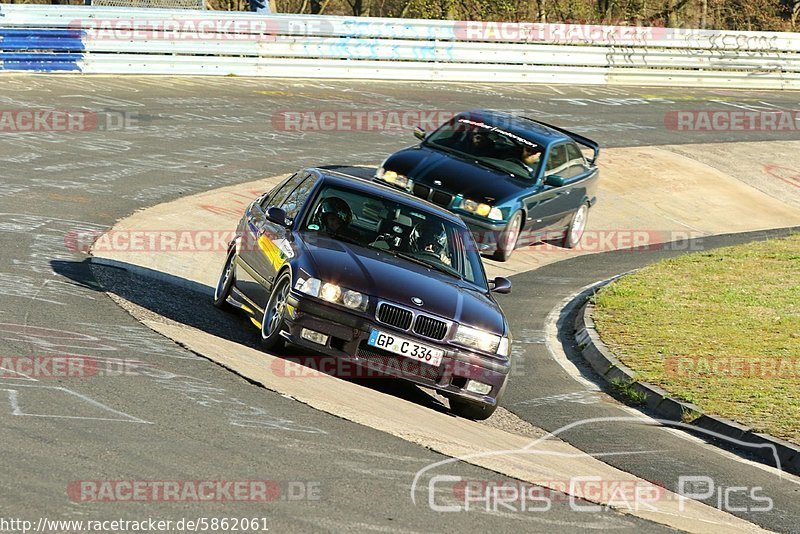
[449,397,498,421]
[562,203,589,249]
[261,272,290,351]
[213,247,236,310]
[491,211,523,262]
[449,379,507,421]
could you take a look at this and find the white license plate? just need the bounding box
[367,329,444,367]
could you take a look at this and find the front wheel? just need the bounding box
[492,211,523,262]
[449,380,507,421]
[261,273,290,351]
[563,203,589,249]
[213,247,236,310]
[449,398,498,421]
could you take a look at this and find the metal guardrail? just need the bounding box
[1,4,799,87]
[90,0,206,10]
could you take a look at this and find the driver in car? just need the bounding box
[468,130,495,157]
[313,197,352,235]
[410,222,451,266]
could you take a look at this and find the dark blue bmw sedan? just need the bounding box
[213,168,513,420]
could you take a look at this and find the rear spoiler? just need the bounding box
[522,118,600,166]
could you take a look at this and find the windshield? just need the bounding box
[424,117,543,180]
[301,185,488,289]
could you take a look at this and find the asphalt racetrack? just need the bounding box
[1,77,799,533]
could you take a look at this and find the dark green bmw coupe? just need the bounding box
[376,109,600,261]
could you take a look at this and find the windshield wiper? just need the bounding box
[426,142,474,160]
[469,157,509,175]
[427,142,511,175]
[386,250,463,280]
[309,230,367,248]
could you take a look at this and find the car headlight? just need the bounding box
[342,290,366,309]
[320,282,341,303]
[296,277,369,311]
[377,168,413,191]
[453,324,501,354]
[460,199,503,221]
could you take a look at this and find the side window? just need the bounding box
[545,144,568,176]
[280,174,319,222]
[566,143,585,166]
[261,172,301,209]
[564,143,588,179]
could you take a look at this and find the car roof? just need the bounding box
[457,109,571,147]
[308,168,468,227]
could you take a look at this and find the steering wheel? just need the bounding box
[412,249,451,267]
[504,157,535,175]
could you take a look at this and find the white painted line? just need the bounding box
[0,383,152,424]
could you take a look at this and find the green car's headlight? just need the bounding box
[376,168,413,191]
[453,324,502,354]
[296,277,369,311]
[460,198,503,221]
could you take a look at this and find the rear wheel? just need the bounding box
[213,247,236,310]
[492,211,522,262]
[563,203,589,249]
[261,273,290,351]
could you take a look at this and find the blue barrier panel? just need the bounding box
[0,29,86,51]
[0,52,83,72]
[0,26,85,72]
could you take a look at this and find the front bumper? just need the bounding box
[458,214,515,254]
[283,292,510,407]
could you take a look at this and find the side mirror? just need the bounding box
[413,127,427,141]
[544,174,565,187]
[490,277,512,294]
[266,206,290,227]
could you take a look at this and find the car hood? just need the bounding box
[298,234,505,336]
[384,145,531,204]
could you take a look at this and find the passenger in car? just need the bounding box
[519,144,543,176]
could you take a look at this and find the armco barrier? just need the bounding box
[1,4,800,87]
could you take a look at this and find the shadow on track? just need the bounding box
[51,258,450,417]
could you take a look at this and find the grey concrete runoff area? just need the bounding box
[1,76,799,533]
